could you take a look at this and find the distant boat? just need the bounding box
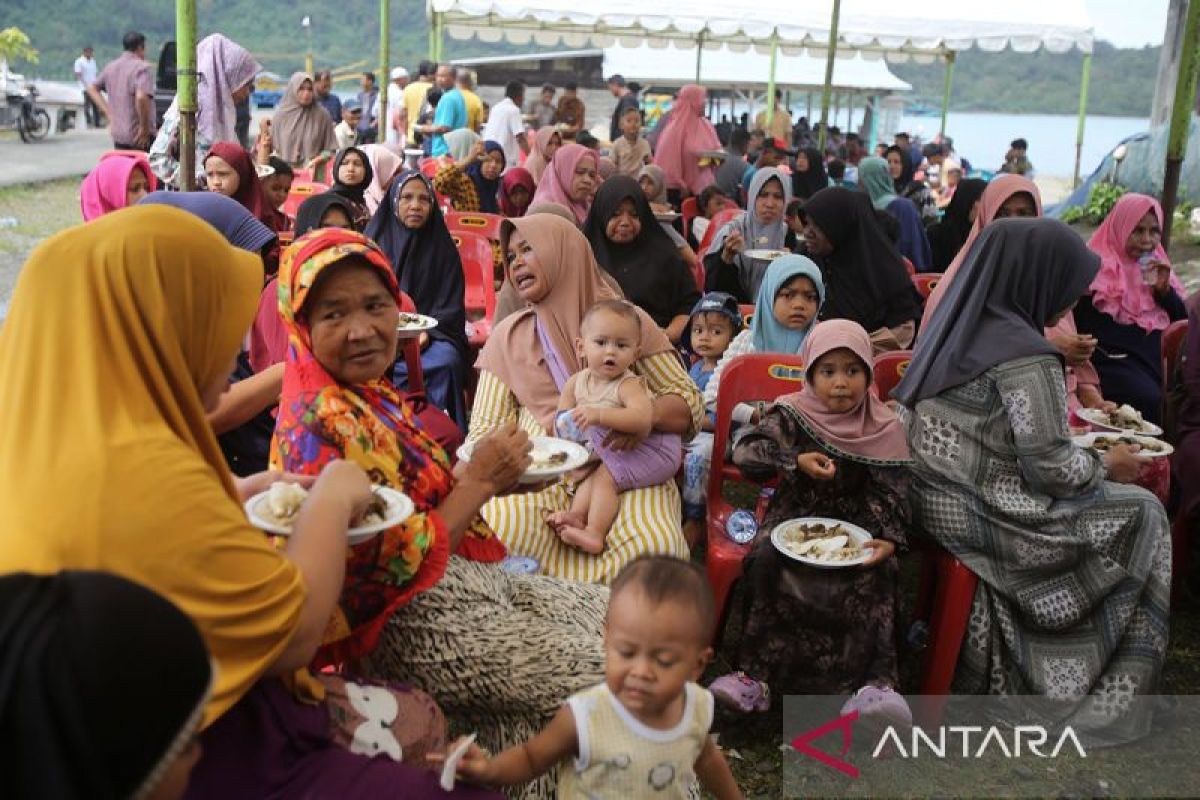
[906,101,939,117]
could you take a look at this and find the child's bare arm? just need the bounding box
[452,705,578,786]
[574,378,653,436]
[695,736,743,800]
[557,373,579,413]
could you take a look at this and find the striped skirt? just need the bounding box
[482,480,690,584]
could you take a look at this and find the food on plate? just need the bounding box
[746,249,789,260]
[396,312,426,328]
[260,481,388,529]
[530,444,569,469]
[778,521,864,563]
[1085,403,1154,432]
[1089,434,1167,454]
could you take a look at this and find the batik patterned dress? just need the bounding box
[731,404,910,694]
[902,354,1171,744]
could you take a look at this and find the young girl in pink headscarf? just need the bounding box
[710,319,911,725]
[80,151,156,221]
[653,84,721,204]
[1074,193,1188,424]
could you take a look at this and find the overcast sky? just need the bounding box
[1087,0,1168,47]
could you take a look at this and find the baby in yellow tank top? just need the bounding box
[436,556,742,799]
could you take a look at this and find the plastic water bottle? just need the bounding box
[1138,252,1159,285]
[499,555,540,575]
[725,510,758,544]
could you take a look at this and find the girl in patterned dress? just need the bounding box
[709,320,912,723]
[440,557,742,800]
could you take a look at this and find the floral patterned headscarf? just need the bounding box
[270,228,502,665]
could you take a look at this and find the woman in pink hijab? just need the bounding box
[652,84,721,203]
[359,144,403,216]
[529,143,598,225]
[920,175,1110,415]
[1074,193,1188,424]
[80,151,157,221]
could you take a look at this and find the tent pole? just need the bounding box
[434,11,443,61]
[176,0,196,191]
[939,51,955,137]
[818,0,842,151]
[765,34,779,129]
[1071,51,1093,189]
[696,30,704,84]
[1161,0,1200,249]
[867,94,879,150]
[379,0,390,144]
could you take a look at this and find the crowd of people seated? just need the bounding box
[7,30,1197,799]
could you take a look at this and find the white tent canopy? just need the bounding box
[428,0,1093,61]
[602,43,910,93]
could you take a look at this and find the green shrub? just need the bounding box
[1062,182,1127,225]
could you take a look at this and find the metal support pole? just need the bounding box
[765,34,779,129]
[434,11,444,61]
[305,23,314,76]
[1071,51,1093,189]
[696,30,705,84]
[379,0,389,145]
[818,0,841,151]
[176,0,196,190]
[939,51,955,137]
[1162,0,1200,249]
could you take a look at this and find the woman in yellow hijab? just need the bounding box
[0,206,496,798]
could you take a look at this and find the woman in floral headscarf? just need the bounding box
[272,228,608,800]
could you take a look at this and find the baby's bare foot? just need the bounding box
[557,525,605,554]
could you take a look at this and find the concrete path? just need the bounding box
[0,127,113,188]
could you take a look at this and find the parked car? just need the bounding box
[154,41,176,127]
[252,71,286,109]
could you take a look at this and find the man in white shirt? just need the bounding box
[482,80,529,172]
[74,46,101,128]
[381,66,408,147]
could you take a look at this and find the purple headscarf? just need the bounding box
[196,34,261,144]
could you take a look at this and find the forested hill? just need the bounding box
[7,1,1158,116]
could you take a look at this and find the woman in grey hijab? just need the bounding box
[702,167,793,303]
[897,218,1171,747]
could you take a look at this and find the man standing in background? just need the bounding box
[381,66,408,146]
[526,83,556,129]
[483,80,529,169]
[403,60,434,144]
[754,89,792,142]
[457,69,483,132]
[555,82,585,140]
[74,46,101,128]
[357,71,379,144]
[431,68,467,156]
[87,32,155,150]
[314,70,341,122]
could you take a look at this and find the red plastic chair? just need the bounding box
[705,353,806,626]
[281,181,330,219]
[418,157,441,179]
[1162,319,1188,391]
[872,350,913,401]
[446,211,504,242]
[680,196,699,239]
[911,272,943,301]
[917,548,978,695]
[452,231,496,349]
[697,208,742,255]
[903,257,916,277]
[737,303,755,329]
[396,291,425,396]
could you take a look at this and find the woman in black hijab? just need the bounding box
[0,571,211,800]
[800,186,920,351]
[365,170,470,427]
[885,144,936,223]
[328,146,374,230]
[791,146,829,201]
[893,219,1170,745]
[926,178,987,271]
[294,193,357,236]
[582,175,700,342]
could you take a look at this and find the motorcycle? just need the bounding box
[15,83,50,143]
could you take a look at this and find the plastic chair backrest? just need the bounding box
[446,211,504,243]
[396,290,425,396]
[451,230,497,321]
[872,350,913,401]
[698,208,742,255]
[680,196,699,239]
[419,158,441,179]
[707,353,806,503]
[912,272,943,301]
[1162,318,1189,387]
[282,181,330,219]
[738,303,755,329]
[903,257,916,277]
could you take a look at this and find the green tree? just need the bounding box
[0,26,40,67]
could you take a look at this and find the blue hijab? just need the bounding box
[137,191,276,254]
[749,254,825,353]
